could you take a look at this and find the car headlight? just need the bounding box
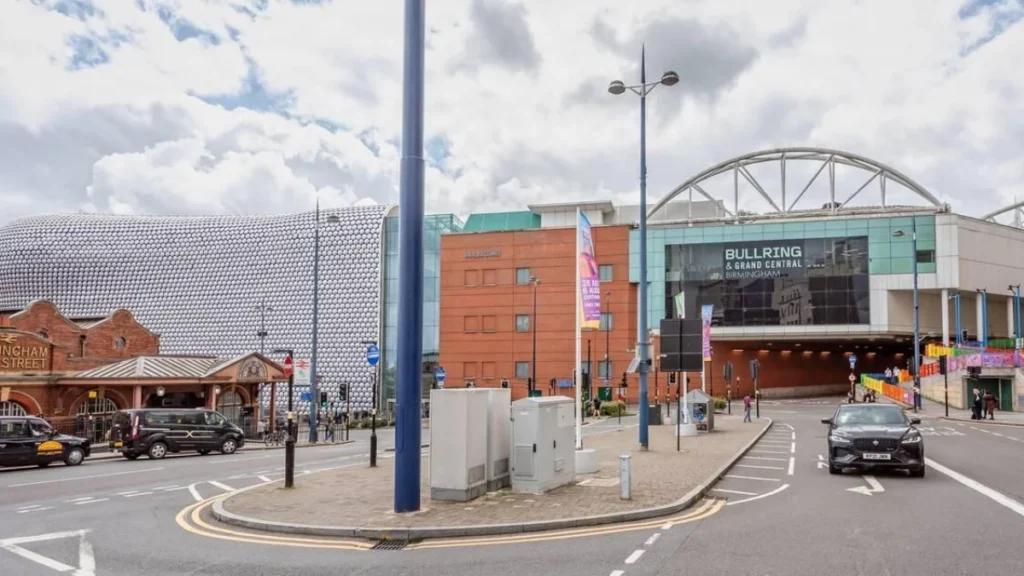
[829,434,852,444]
[902,432,922,444]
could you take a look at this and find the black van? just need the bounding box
[108,408,245,460]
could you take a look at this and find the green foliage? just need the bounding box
[600,401,626,416]
[713,397,727,411]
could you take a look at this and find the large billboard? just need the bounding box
[723,240,806,280]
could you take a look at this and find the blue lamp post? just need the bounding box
[607,47,679,449]
[309,200,340,443]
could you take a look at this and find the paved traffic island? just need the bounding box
[213,414,771,540]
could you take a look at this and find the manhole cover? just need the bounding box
[372,540,409,551]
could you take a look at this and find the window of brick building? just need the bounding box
[599,360,613,379]
[599,264,613,282]
[515,361,530,379]
[482,269,497,285]
[600,312,613,331]
[463,362,478,378]
[481,362,496,379]
[515,268,532,285]
[515,314,530,332]
[464,316,480,332]
[482,315,497,332]
[115,337,126,350]
[464,269,479,286]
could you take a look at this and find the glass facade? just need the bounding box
[631,215,936,323]
[666,237,870,326]
[381,214,463,405]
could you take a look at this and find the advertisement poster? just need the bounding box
[723,240,805,280]
[674,291,686,319]
[578,211,601,329]
[701,305,713,361]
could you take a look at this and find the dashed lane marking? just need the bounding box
[610,571,625,576]
[17,507,54,514]
[7,467,164,488]
[644,533,660,546]
[787,457,795,476]
[257,475,272,482]
[75,498,109,505]
[208,481,234,491]
[124,492,153,498]
[745,456,788,461]
[624,549,645,564]
[791,442,796,454]
[724,475,781,482]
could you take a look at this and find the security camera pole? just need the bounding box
[273,348,296,488]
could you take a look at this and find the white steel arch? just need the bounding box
[981,199,1024,228]
[648,147,944,221]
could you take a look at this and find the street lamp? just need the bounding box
[309,202,342,443]
[607,46,678,449]
[531,276,540,395]
[893,222,920,412]
[604,291,612,384]
[271,348,296,488]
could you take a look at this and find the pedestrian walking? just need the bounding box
[743,393,752,422]
[984,390,996,420]
[884,367,893,385]
[971,389,983,420]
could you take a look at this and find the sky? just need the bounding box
[0,0,1022,226]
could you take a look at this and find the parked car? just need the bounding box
[108,408,245,460]
[0,416,90,468]
[822,403,924,477]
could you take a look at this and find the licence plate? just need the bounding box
[113,441,123,448]
[862,453,891,461]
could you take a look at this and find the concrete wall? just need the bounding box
[955,216,1024,292]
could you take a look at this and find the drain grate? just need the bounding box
[372,540,409,551]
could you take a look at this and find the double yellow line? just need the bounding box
[176,495,724,551]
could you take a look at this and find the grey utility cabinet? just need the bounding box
[510,396,576,494]
[686,389,716,431]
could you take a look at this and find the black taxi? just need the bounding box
[0,416,91,468]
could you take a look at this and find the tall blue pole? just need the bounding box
[309,199,321,443]
[394,0,425,513]
[637,46,650,449]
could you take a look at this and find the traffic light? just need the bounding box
[668,373,676,384]
[620,372,627,387]
[724,362,733,382]
[319,392,328,408]
[938,356,947,375]
[339,384,347,401]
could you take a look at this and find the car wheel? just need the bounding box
[64,447,85,467]
[828,461,841,475]
[147,442,168,460]
[124,453,140,460]
[219,438,238,455]
[197,449,211,455]
[910,466,925,478]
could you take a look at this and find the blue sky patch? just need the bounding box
[35,0,99,21]
[66,35,109,69]
[197,58,295,112]
[958,0,1024,55]
[426,135,452,168]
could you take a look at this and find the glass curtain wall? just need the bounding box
[381,214,464,409]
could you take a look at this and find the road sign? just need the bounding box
[300,392,312,402]
[435,366,446,383]
[849,355,857,369]
[598,387,612,402]
[283,355,293,377]
[366,344,380,366]
[848,373,856,383]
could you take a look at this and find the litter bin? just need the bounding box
[647,403,663,425]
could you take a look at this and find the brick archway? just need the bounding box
[219,384,251,405]
[68,389,128,416]
[6,391,42,415]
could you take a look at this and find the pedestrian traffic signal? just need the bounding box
[339,385,347,401]
[668,373,676,384]
[620,372,627,387]
[319,392,328,408]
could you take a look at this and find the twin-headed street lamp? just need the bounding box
[893,221,920,412]
[309,203,341,443]
[608,47,679,449]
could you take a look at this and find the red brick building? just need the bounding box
[0,300,285,435]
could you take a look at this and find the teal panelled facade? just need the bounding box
[381,214,464,403]
[629,215,936,323]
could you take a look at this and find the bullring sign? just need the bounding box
[0,333,50,371]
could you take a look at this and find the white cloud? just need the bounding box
[0,0,1022,226]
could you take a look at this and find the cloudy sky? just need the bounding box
[1,0,1022,226]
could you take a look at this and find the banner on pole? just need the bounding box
[701,305,713,361]
[674,291,685,319]
[578,210,601,330]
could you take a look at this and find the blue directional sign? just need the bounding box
[435,366,446,383]
[849,355,857,369]
[366,344,380,366]
[300,392,312,402]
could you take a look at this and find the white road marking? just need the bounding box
[980,429,991,433]
[17,504,42,511]
[787,457,795,476]
[188,483,204,502]
[992,432,1004,437]
[736,464,784,470]
[65,497,96,503]
[745,456,788,462]
[150,485,177,490]
[790,442,796,454]
[610,571,625,576]
[208,455,274,465]
[926,458,1024,519]
[115,491,140,496]
[257,475,273,482]
[208,480,234,491]
[17,506,54,514]
[847,476,885,496]
[661,522,672,530]
[757,440,790,445]
[792,431,796,440]
[712,488,757,496]
[124,491,153,498]
[75,498,109,505]
[779,423,794,430]
[164,486,189,492]
[252,469,271,474]
[725,475,781,482]
[748,450,789,455]
[644,533,660,546]
[624,549,645,564]
[970,426,978,430]
[726,484,789,506]
[0,529,95,576]
[8,467,164,488]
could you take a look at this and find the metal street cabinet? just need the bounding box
[484,388,512,491]
[510,396,576,494]
[429,388,490,501]
[685,389,715,431]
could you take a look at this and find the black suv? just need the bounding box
[109,408,245,460]
[0,416,91,468]
[823,403,925,477]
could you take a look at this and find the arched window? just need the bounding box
[115,337,126,350]
[38,330,49,339]
[0,401,27,417]
[217,391,244,425]
[76,396,119,416]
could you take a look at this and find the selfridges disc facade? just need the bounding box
[0,206,388,414]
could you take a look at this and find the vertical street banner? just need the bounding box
[578,210,601,329]
[701,305,713,361]
[674,291,686,319]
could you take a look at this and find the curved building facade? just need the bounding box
[0,207,390,413]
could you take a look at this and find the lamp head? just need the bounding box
[660,71,680,86]
[607,80,626,95]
